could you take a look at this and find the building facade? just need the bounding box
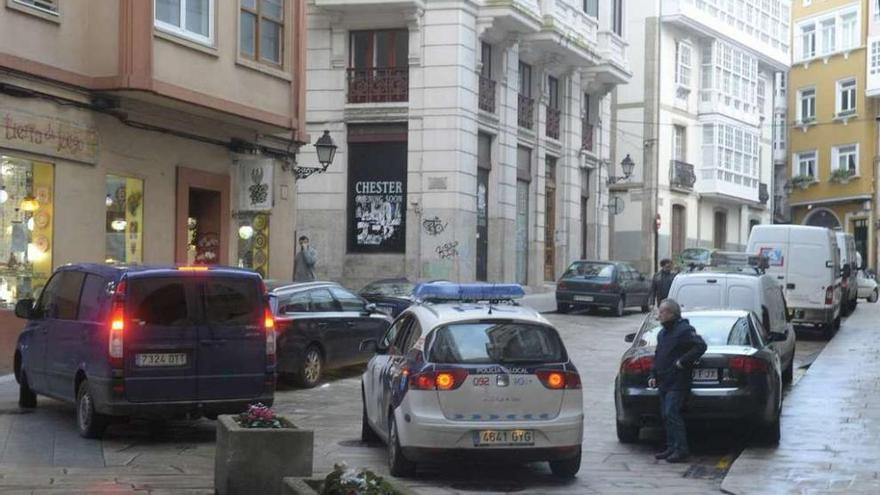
[298,0,631,289]
[0,0,308,308]
[786,0,875,269]
[611,0,790,272]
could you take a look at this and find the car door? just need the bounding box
[24,272,65,394]
[72,273,109,401]
[616,265,633,305]
[369,315,412,435]
[306,288,347,368]
[44,270,88,399]
[328,286,389,366]
[379,317,421,436]
[626,264,650,304]
[273,290,314,373]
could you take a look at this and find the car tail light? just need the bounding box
[536,370,582,389]
[825,286,834,305]
[264,308,276,365]
[408,369,468,391]
[620,355,654,375]
[728,356,769,374]
[109,280,127,368]
[601,283,620,293]
[558,282,568,290]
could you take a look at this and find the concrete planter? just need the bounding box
[215,415,314,495]
[282,476,420,495]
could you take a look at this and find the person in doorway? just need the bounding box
[648,258,677,307]
[648,299,707,463]
[293,235,317,282]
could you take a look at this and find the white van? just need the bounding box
[668,267,797,383]
[746,225,841,338]
[835,231,858,316]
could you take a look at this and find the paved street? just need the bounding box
[0,300,840,494]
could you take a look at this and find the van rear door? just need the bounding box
[672,276,726,312]
[788,232,834,307]
[197,275,267,401]
[747,226,791,300]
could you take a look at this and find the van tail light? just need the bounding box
[728,356,769,374]
[264,308,276,366]
[536,370,582,389]
[108,280,127,368]
[620,355,654,375]
[825,286,834,305]
[408,369,468,391]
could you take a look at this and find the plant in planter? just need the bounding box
[790,174,816,190]
[830,168,855,184]
[215,404,314,495]
[283,464,419,495]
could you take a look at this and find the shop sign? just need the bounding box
[237,158,274,211]
[1,109,98,164]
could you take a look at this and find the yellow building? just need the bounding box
[789,0,875,268]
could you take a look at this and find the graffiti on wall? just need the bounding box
[422,216,447,236]
[436,240,459,260]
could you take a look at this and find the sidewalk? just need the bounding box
[521,284,557,313]
[721,302,880,494]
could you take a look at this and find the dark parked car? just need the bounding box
[555,261,651,316]
[358,278,416,317]
[614,309,784,445]
[14,264,275,438]
[269,282,392,388]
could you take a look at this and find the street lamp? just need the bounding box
[782,180,794,195]
[292,130,338,180]
[606,154,636,185]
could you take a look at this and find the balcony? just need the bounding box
[521,0,599,65]
[546,107,561,140]
[347,67,409,104]
[583,31,632,86]
[479,76,496,113]
[582,122,594,152]
[518,94,535,130]
[315,0,425,12]
[670,160,696,191]
[759,183,770,205]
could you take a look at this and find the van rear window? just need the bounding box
[203,278,261,325]
[129,278,190,327]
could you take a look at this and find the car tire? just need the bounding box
[782,358,794,385]
[549,447,581,478]
[387,414,416,477]
[556,302,570,314]
[616,420,639,443]
[18,371,36,409]
[361,388,380,444]
[640,304,650,313]
[613,297,626,317]
[296,346,323,388]
[870,289,878,303]
[852,299,858,312]
[758,414,781,446]
[76,380,109,439]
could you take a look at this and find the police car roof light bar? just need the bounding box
[413,282,526,303]
[707,251,770,274]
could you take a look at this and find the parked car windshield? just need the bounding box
[636,314,753,347]
[361,280,414,297]
[561,262,615,280]
[428,322,565,364]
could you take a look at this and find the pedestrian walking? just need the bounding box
[293,235,317,282]
[647,258,677,307]
[648,299,707,463]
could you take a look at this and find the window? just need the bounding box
[871,40,880,75]
[480,42,492,78]
[673,125,686,161]
[129,278,190,327]
[841,12,858,49]
[350,30,408,70]
[798,88,816,123]
[11,0,57,14]
[278,291,309,313]
[676,41,693,88]
[637,315,753,347]
[548,76,559,110]
[820,18,836,55]
[382,315,411,350]
[428,323,565,364]
[77,274,107,322]
[105,175,144,264]
[801,23,816,59]
[329,286,366,312]
[612,0,624,36]
[203,278,261,325]
[518,62,532,97]
[837,79,856,115]
[757,79,766,114]
[833,144,858,175]
[583,0,598,17]
[240,0,284,65]
[796,151,817,178]
[155,0,214,45]
[308,288,339,312]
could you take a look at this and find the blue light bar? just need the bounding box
[413,282,525,302]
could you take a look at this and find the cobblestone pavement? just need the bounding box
[0,302,830,494]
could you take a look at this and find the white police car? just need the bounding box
[359,283,584,478]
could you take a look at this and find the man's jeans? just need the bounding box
[659,390,689,455]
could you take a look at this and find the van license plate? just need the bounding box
[136,353,187,367]
[574,295,594,302]
[692,369,718,381]
[474,430,534,447]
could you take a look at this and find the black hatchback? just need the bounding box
[555,261,651,316]
[14,264,275,438]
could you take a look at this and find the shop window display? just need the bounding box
[105,174,144,264]
[236,213,269,277]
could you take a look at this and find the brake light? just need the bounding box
[728,356,769,373]
[264,307,276,365]
[621,355,654,375]
[536,370,582,389]
[558,282,568,290]
[108,280,127,367]
[601,283,620,293]
[408,369,468,391]
[825,286,834,305]
[178,266,209,272]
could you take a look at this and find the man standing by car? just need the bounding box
[294,235,317,282]
[648,299,707,463]
[648,258,677,307]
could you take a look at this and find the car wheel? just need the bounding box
[18,371,36,409]
[388,414,416,477]
[870,289,878,303]
[616,420,639,443]
[852,299,858,312]
[758,414,781,446]
[296,346,323,388]
[640,303,650,313]
[613,297,626,317]
[782,358,794,385]
[361,387,380,444]
[556,302,570,314]
[549,447,581,478]
[76,380,109,439]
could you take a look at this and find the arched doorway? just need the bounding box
[803,208,841,230]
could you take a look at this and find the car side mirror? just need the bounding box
[826,260,834,268]
[625,333,636,343]
[14,299,36,320]
[359,338,383,354]
[769,332,787,343]
[364,303,377,314]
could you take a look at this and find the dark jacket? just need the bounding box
[650,318,707,391]
[648,270,677,305]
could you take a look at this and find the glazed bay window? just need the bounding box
[833,144,858,176]
[583,0,598,17]
[105,175,144,264]
[240,0,284,65]
[837,79,856,116]
[0,155,54,309]
[796,151,817,179]
[348,30,409,103]
[798,88,816,123]
[676,41,692,89]
[155,0,213,45]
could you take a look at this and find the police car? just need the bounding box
[359,283,584,478]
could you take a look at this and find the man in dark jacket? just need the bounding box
[648,299,707,463]
[648,258,677,307]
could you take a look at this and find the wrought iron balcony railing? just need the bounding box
[518,94,534,130]
[479,76,496,113]
[546,107,561,140]
[582,122,594,152]
[759,182,770,205]
[347,67,409,104]
[670,160,696,190]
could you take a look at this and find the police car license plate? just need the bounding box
[136,353,187,367]
[692,369,718,381]
[574,295,593,302]
[474,430,534,447]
